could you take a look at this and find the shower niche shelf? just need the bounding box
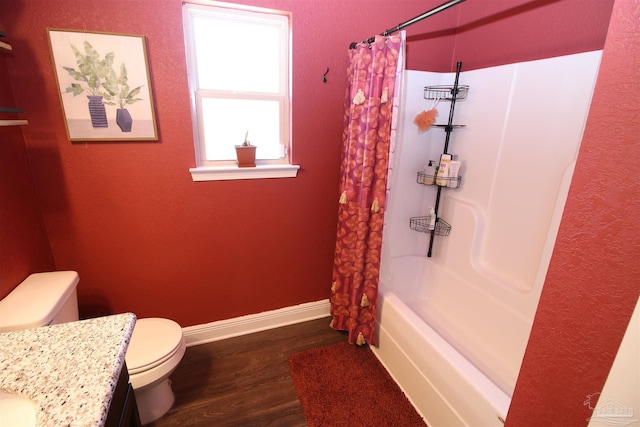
[412,62,467,257]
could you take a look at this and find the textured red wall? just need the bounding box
[452,0,614,71]
[1,0,613,326]
[506,0,640,425]
[0,0,458,324]
[0,27,56,298]
[0,122,55,298]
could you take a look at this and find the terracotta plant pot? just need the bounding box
[235,145,257,167]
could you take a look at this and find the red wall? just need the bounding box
[506,0,640,424]
[1,0,460,323]
[0,22,55,298]
[452,0,614,70]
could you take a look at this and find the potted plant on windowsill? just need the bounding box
[235,130,257,167]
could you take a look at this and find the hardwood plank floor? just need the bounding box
[148,317,347,427]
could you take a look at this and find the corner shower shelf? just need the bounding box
[412,63,468,257]
[410,216,451,236]
[417,172,462,188]
[424,85,469,101]
[433,124,466,129]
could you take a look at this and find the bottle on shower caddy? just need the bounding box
[423,160,436,185]
[436,153,452,186]
[448,155,461,188]
[427,207,436,231]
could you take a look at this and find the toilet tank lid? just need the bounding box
[0,271,79,332]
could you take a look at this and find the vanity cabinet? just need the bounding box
[105,362,142,427]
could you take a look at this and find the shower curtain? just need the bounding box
[330,33,405,345]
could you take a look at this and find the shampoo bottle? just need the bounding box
[436,154,452,186]
[427,207,436,230]
[423,160,436,185]
[447,155,461,188]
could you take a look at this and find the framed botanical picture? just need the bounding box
[48,29,158,141]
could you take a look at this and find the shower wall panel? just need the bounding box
[381,50,603,395]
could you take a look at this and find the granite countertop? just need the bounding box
[0,313,136,427]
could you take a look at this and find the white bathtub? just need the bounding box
[372,259,511,427]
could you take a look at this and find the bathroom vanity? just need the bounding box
[0,313,141,426]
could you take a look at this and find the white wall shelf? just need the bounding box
[0,30,11,51]
[1,32,27,126]
[0,120,28,126]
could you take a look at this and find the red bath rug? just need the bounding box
[288,341,426,426]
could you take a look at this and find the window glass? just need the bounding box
[200,97,282,160]
[183,3,290,166]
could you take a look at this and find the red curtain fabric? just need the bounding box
[330,35,404,345]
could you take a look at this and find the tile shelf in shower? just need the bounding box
[410,216,451,236]
[416,172,462,189]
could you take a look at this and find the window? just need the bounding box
[183,2,298,180]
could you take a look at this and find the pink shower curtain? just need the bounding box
[330,33,405,345]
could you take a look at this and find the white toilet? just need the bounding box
[0,271,186,425]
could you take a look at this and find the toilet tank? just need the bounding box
[0,271,80,332]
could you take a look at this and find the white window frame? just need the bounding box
[183,1,299,181]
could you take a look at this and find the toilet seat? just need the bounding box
[126,318,184,375]
[124,318,186,423]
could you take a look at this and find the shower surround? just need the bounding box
[373,51,603,426]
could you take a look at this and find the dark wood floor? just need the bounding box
[148,317,347,427]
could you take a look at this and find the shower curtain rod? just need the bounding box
[350,0,467,48]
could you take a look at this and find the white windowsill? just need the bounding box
[189,164,300,181]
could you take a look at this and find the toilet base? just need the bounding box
[133,378,175,425]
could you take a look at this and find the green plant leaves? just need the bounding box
[62,41,144,109]
[64,82,84,96]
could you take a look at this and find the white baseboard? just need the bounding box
[182,299,331,347]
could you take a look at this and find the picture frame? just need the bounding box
[47,29,158,141]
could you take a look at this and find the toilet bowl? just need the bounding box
[0,271,186,425]
[126,318,186,425]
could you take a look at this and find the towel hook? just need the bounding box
[323,67,330,83]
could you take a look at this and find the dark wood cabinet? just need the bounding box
[105,362,141,427]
